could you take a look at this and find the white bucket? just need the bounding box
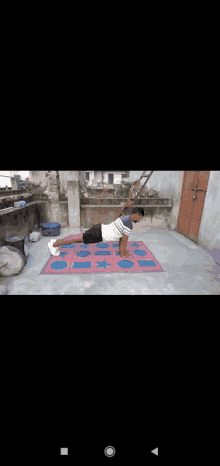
[30,231,41,242]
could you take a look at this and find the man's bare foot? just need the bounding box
[53,240,60,247]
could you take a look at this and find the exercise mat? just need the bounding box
[40,241,164,274]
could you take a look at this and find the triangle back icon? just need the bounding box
[151,448,158,456]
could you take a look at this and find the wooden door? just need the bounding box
[177,171,210,243]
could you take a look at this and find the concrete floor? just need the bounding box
[1,227,220,295]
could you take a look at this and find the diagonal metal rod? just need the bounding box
[115,171,147,219]
[131,170,154,199]
[115,171,154,219]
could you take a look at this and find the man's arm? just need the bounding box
[119,234,129,256]
[53,238,76,247]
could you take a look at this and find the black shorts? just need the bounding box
[83,223,103,244]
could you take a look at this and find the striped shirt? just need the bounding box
[101,215,133,242]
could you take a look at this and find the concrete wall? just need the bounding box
[198,171,220,265]
[29,171,81,229]
[36,201,69,228]
[128,171,184,231]
[45,171,61,225]
[59,203,69,227]
[80,205,172,231]
[60,171,79,183]
[145,171,184,231]
[30,171,80,193]
[133,170,220,264]
[29,171,47,188]
[28,172,54,223]
[128,171,149,184]
[59,172,80,229]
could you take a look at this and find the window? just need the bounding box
[85,172,90,181]
[108,173,114,184]
[122,173,126,179]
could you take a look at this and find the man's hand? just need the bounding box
[119,236,130,258]
[120,249,130,259]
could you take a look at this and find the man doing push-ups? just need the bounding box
[48,207,144,259]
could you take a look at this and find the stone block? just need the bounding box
[30,231,41,242]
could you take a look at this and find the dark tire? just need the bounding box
[0,246,26,277]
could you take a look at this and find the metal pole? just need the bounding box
[133,170,154,199]
[115,171,147,220]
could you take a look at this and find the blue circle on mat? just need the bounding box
[118,260,134,269]
[51,261,68,270]
[96,243,109,248]
[77,251,91,257]
[134,249,147,256]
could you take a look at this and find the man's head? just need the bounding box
[130,207,145,223]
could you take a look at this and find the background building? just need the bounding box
[0,171,30,190]
[81,171,129,187]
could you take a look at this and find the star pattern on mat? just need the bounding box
[96,260,112,269]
